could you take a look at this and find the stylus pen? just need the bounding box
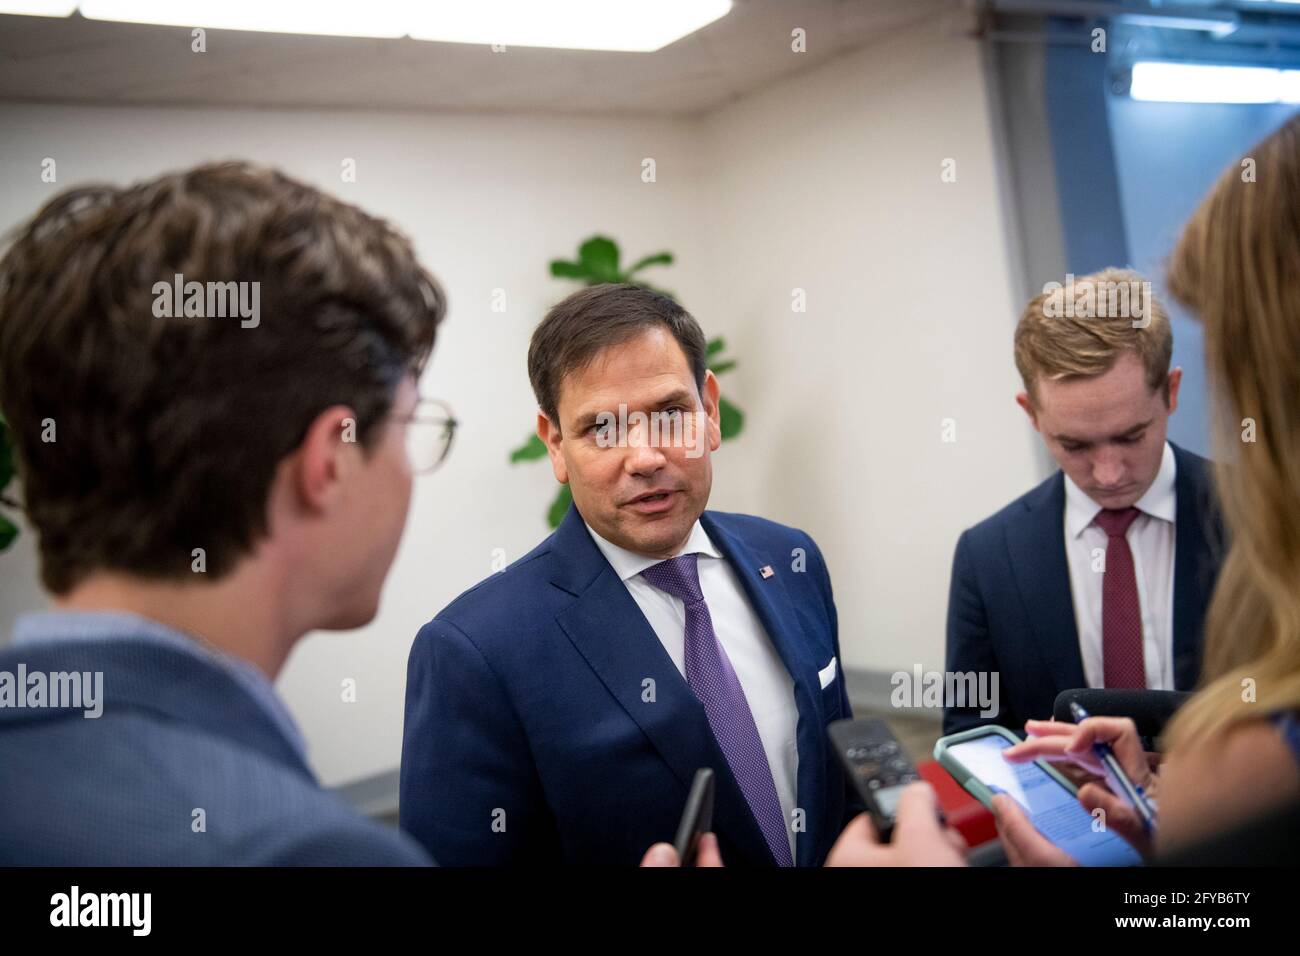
[1068,701,1158,836]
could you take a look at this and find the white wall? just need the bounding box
[695,19,1041,674]
[0,16,1041,787]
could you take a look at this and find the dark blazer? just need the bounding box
[400,504,857,866]
[0,637,430,865]
[943,442,1225,737]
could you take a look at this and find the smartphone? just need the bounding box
[672,768,715,866]
[934,725,1142,866]
[828,717,925,842]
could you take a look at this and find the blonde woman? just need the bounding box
[991,113,1300,864]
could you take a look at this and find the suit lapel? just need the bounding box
[547,505,774,864]
[701,512,826,868]
[1005,474,1087,697]
[1170,443,1218,691]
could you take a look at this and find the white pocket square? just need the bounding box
[817,656,838,689]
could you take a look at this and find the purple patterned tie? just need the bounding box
[641,553,794,866]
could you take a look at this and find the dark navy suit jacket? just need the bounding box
[400,504,857,866]
[943,443,1225,736]
[0,637,430,865]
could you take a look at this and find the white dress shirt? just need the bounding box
[585,519,800,859]
[1063,441,1177,690]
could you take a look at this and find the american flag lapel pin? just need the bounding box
[759,565,775,579]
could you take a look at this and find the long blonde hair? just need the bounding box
[1164,112,1300,748]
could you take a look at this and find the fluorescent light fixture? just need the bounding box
[1278,69,1300,102]
[1118,12,1238,38]
[9,1,733,50]
[0,1,77,14]
[408,0,733,52]
[1130,60,1300,104]
[78,1,411,38]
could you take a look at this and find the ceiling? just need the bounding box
[0,0,958,117]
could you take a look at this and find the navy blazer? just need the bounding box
[0,637,430,865]
[943,442,1225,737]
[400,504,856,866]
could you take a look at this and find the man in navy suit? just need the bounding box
[401,283,859,866]
[944,269,1224,737]
[0,163,450,865]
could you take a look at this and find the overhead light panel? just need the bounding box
[1130,61,1300,104]
[408,0,733,52]
[78,1,410,38]
[23,1,733,49]
[0,1,77,15]
[1117,11,1238,38]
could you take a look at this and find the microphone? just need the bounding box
[1052,688,1192,744]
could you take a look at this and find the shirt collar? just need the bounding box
[584,518,721,582]
[1064,440,1177,539]
[10,609,308,763]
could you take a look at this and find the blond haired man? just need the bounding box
[943,268,1224,736]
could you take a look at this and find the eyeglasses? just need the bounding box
[394,398,458,474]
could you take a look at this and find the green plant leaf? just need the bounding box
[578,236,621,284]
[0,512,16,552]
[627,251,673,274]
[549,260,588,280]
[706,337,726,358]
[509,433,548,463]
[547,484,573,529]
[709,359,737,376]
[718,396,744,441]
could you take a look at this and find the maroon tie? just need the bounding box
[1094,507,1146,688]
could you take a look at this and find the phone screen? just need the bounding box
[947,733,1142,866]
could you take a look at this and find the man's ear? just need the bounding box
[1015,391,1041,432]
[702,370,722,452]
[293,405,359,512]
[1165,367,1182,414]
[537,410,569,485]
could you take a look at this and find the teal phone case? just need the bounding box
[933,724,1080,810]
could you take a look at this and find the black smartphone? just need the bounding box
[672,768,715,866]
[828,717,924,842]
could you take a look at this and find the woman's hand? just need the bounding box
[1003,717,1152,790]
[990,793,1077,866]
[992,782,1153,863]
[997,717,1156,860]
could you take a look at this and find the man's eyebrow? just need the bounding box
[650,388,694,407]
[1053,418,1154,445]
[571,389,695,428]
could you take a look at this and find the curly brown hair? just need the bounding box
[0,161,445,593]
